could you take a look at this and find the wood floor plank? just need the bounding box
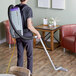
[0,43,76,76]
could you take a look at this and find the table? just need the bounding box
[33,25,61,51]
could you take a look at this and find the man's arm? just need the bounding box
[27,18,41,39]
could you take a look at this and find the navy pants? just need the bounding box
[16,38,33,73]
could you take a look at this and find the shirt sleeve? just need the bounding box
[27,8,33,19]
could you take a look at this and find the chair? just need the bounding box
[10,66,30,76]
[60,24,76,53]
[3,20,16,48]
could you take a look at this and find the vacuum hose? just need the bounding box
[8,5,33,40]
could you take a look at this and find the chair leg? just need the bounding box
[9,44,11,48]
[63,48,66,52]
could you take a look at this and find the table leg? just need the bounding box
[50,31,54,51]
[42,31,46,46]
[42,31,45,39]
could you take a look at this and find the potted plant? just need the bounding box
[49,17,57,27]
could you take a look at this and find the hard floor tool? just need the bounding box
[8,5,68,72]
[34,36,68,72]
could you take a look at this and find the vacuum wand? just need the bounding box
[34,36,68,72]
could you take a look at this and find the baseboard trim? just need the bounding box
[0,39,6,44]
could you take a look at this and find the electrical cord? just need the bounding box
[6,40,16,74]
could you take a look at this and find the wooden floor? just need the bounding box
[0,43,76,76]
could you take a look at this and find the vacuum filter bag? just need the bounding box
[10,7,23,38]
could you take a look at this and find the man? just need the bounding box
[16,0,41,75]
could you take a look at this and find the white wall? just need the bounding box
[0,0,15,22]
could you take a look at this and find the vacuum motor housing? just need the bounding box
[10,7,23,38]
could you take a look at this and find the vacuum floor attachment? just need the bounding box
[34,36,68,72]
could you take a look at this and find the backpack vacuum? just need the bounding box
[8,5,68,72]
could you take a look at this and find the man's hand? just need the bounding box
[37,33,41,39]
